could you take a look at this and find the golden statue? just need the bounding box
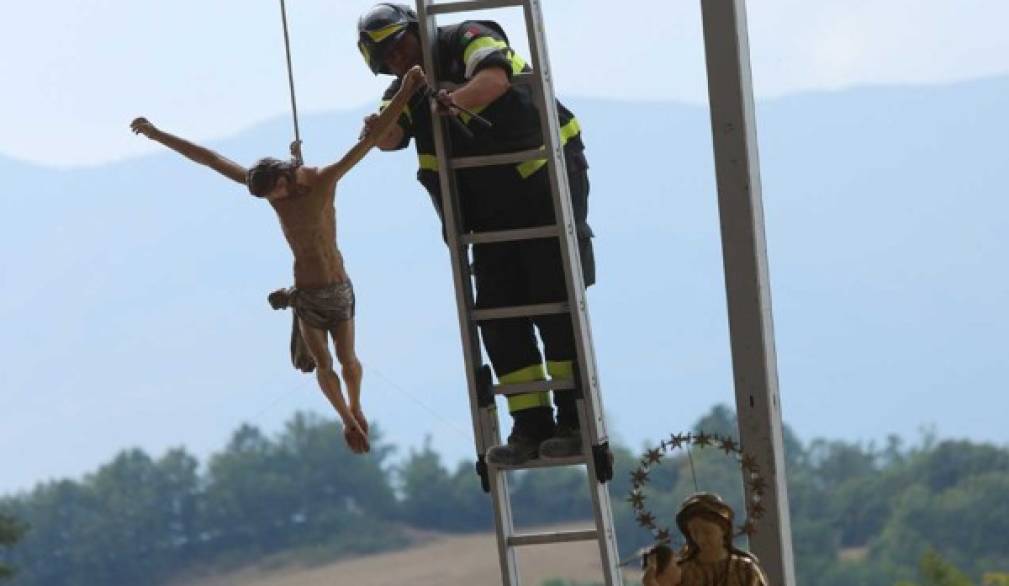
[642,493,768,586]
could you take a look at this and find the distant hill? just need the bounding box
[1,76,1007,493]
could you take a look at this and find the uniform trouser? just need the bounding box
[469,151,594,420]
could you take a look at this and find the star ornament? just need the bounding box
[628,430,767,542]
[636,511,656,528]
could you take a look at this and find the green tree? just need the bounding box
[0,513,26,581]
[398,438,459,529]
[895,549,974,586]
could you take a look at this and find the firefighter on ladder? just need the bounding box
[357,3,595,465]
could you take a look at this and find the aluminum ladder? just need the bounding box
[414,1,623,584]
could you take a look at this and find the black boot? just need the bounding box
[539,391,583,459]
[486,406,555,466]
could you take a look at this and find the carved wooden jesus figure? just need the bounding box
[130,65,427,455]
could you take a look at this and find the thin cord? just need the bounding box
[234,361,472,442]
[246,376,313,424]
[367,364,472,440]
[686,443,700,492]
[279,0,301,144]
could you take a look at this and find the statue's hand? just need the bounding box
[642,555,660,586]
[402,64,427,93]
[359,113,380,140]
[267,288,291,310]
[130,117,158,138]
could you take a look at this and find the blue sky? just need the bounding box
[2,0,1008,166]
[1,2,1008,494]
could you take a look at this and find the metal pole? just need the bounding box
[699,1,796,584]
[279,0,301,145]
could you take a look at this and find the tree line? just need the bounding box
[1,407,1007,586]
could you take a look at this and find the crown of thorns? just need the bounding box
[626,431,767,542]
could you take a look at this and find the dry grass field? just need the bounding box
[175,524,644,586]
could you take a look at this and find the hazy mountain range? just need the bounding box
[2,75,1006,494]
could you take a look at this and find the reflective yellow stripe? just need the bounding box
[458,102,487,125]
[358,42,372,65]
[546,360,574,380]
[367,22,406,43]
[464,49,522,124]
[419,153,439,171]
[499,364,549,414]
[508,392,551,412]
[509,50,527,76]
[498,363,546,384]
[516,118,583,179]
[463,37,508,65]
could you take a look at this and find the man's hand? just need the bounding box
[130,117,159,139]
[433,89,459,117]
[289,140,303,165]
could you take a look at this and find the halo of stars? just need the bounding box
[626,431,768,542]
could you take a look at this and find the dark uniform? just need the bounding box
[380,21,594,437]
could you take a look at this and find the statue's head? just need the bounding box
[246,157,302,200]
[675,492,735,559]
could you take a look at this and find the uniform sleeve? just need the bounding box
[379,79,414,150]
[455,22,516,79]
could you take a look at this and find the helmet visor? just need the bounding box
[358,24,408,74]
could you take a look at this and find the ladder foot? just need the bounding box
[475,454,491,493]
[592,442,614,484]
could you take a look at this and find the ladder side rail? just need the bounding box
[584,469,623,586]
[415,3,517,584]
[487,465,520,586]
[522,4,623,585]
[415,0,496,461]
[520,0,609,449]
[699,1,796,585]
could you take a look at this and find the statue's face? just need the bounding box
[687,517,726,555]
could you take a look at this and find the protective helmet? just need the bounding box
[358,3,418,75]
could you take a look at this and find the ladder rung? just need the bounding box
[428,0,524,15]
[493,378,576,397]
[450,148,545,170]
[511,72,535,87]
[492,455,586,471]
[508,529,599,547]
[462,225,559,245]
[472,302,568,321]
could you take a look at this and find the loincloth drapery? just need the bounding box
[267,281,356,373]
